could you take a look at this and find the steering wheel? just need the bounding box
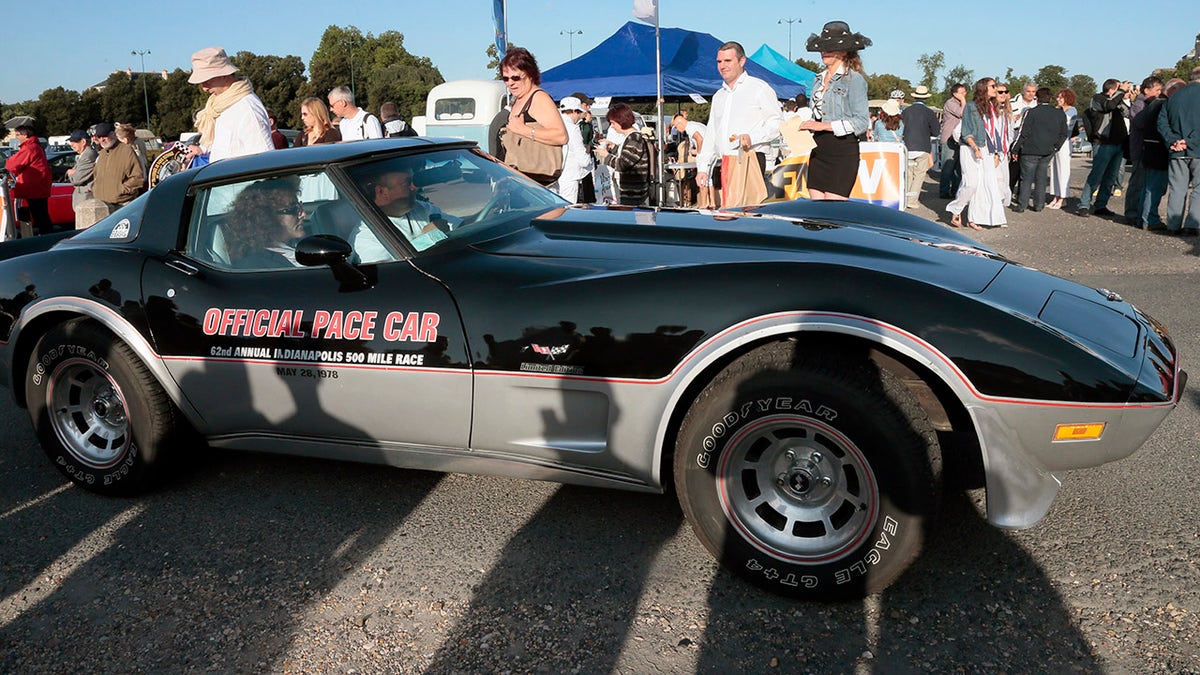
[470,177,518,224]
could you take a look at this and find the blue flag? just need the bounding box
[493,0,507,57]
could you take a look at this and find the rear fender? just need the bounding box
[9,296,205,429]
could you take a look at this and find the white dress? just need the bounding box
[1049,106,1076,199]
[946,110,1011,227]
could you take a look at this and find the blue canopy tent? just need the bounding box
[540,21,806,101]
[749,44,817,95]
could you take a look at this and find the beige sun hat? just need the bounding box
[187,47,239,84]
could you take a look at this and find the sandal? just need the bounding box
[967,222,983,231]
[950,213,962,228]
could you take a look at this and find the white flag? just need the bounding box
[632,0,658,24]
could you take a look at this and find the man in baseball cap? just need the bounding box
[555,97,593,204]
[66,130,99,218]
[188,46,272,161]
[570,92,598,202]
[91,121,143,212]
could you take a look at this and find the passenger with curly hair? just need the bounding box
[223,178,306,268]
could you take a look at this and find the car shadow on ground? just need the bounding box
[0,356,446,672]
[694,488,1098,671]
[0,446,1100,672]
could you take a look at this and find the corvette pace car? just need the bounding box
[0,139,1183,600]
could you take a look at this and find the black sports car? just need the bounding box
[0,139,1183,600]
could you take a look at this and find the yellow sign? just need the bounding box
[770,141,907,209]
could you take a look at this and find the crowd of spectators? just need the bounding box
[7,40,1199,236]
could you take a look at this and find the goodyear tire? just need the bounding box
[675,342,941,600]
[27,320,177,495]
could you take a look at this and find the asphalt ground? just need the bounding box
[1,155,1198,673]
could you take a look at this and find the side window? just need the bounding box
[183,170,399,270]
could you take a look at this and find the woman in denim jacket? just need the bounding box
[947,78,1011,228]
[800,21,870,200]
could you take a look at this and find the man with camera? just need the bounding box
[1077,78,1133,218]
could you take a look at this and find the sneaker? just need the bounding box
[1075,207,1091,217]
[1183,229,1200,237]
[1145,223,1167,232]
[1011,205,1025,213]
[1093,207,1117,217]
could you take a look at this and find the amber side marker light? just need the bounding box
[1053,423,1106,442]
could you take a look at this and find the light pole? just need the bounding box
[131,49,151,128]
[778,18,801,61]
[560,29,583,59]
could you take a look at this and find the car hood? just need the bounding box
[469,203,1008,294]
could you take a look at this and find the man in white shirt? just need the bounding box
[187,47,274,162]
[553,96,593,203]
[695,41,783,207]
[1008,81,1038,192]
[329,86,383,141]
[353,165,447,258]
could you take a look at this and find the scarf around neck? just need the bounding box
[196,78,254,149]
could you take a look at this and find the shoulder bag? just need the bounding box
[501,90,564,185]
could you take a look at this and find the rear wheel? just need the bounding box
[674,342,941,600]
[27,320,178,495]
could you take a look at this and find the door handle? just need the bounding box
[165,259,200,276]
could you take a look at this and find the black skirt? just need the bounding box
[808,131,860,197]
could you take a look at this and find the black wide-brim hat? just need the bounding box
[806,21,872,52]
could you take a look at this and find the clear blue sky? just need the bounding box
[2,0,1196,104]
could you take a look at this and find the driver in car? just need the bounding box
[354,163,449,256]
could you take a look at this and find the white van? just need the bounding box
[417,79,509,149]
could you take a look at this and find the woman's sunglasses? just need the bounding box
[501,74,525,83]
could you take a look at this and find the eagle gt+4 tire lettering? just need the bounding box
[27,320,178,495]
[674,341,942,600]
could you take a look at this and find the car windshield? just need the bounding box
[342,148,567,251]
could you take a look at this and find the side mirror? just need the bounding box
[295,233,353,265]
[294,234,375,291]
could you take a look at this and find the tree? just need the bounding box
[916,51,944,91]
[1034,65,1070,93]
[307,25,369,102]
[360,31,443,117]
[944,65,974,93]
[30,87,82,135]
[867,73,913,101]
[1068,74,1097,100]
[1164,56,1200,81]
[306,26,443,122]
[231,51,307,130]
[794,56,822,73]
[485,42,525,77]
[155,68,205,141]
[99,72,144,127]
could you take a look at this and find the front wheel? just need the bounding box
[674,342,942,600]
[26,320,179,495]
